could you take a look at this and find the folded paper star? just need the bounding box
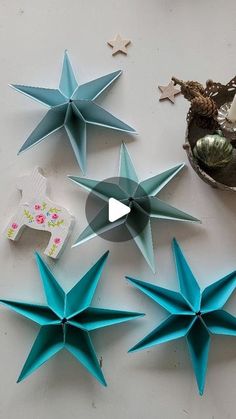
[10,51,135,173]
[127,239,236,395]
[0,251,143,384]
[69,144,199,272]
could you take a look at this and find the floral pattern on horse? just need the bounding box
[6,167,74,258]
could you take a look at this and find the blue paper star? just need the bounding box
[69,144,199,272]
[0,251,143,384]
[127,239,236,395]
[10,51,135,173]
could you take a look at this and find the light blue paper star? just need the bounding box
[127,239,236,395]
[0,251,143,384]
[10,51,135,173]
[69,144,199,272]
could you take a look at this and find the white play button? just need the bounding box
[108,198,131,222]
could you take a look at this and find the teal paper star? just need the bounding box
[0,251,143,384]
[69,144,199,272]
[10,51,135,173]
[127,239,236,395]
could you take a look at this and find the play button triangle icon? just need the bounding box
[108,198,131,222]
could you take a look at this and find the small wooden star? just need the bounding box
[158,81,181,103]
[107,34,131,56]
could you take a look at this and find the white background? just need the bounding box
[0,1,236,418]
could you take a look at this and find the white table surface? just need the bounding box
[0,1,236,418]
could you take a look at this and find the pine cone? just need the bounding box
[172,77,205,100]
[180,85,196,101]
[190,96,218,117]
[195,115,219,130]
[188,81,205,94]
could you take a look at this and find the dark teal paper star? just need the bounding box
[127,239,236,395]
[0,251,143,384]
[10,51,135,173]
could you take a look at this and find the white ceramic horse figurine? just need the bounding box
[6,167,74,258]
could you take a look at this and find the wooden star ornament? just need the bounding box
[158,81,181,103]
[108,34,131,56]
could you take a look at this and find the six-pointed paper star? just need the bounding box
[127,239,236,395]
[0,251,143,384]
[69,143,200,272]
[10,51,135,173]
